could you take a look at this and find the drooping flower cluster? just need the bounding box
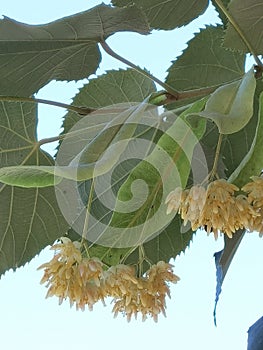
[242,176,263,236]
[166,177,263,239]
[38,238,180,322]
[105,261,179,322]
[38,237,105,311]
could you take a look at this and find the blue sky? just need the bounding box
[0,1,262,350]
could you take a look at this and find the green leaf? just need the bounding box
[0,102,67,276]
[62,68,159,257]
[0,101,154,186]
[202,79,263,179]
[229,91,263,186]
[0,166,61,188]
[62,68,156,143]
[85,217,194,273]
[189,68,256,134]
[211,0,231,27]
[65,117,162,262]
[224,0,263,54]
[124,218,194,272]
[112,0,209,30]
[95,98,207,253]
[0,4,149,96]
[0,66,157,189]
[165,26,245,92]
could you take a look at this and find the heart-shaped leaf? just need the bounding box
[0,4,149,96]
[95,98,207,249]
[0,101,68,276]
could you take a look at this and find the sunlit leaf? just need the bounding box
[189,68,256,134]
[91,99,207,265]
[0,166,61,188]
[202,79,263,180]
[229,92,263,186]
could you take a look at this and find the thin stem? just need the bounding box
[80,179,95,251]
[179,86,218,99]
[157,86,218,106]
[100,40,180,98]
[0,95,94,115]
[138,245,144,277]
[214,0,263,67]
[38,134,65,146]
[209,133,224,181]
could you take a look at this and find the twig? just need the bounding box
[0,95,95,115]
[100,40,180,98]
[209,133,224,181]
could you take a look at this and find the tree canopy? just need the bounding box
[0,0,262,339]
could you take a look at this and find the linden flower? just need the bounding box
[165,187,184,215]
[199,180,240,239]
[50,237,82,264]
[146,261,180,294]
[141,261,179,322]
[180,185,206,230]
[103,264,140,322]
[38,238,105,310]
[109,261,179,322]
[103,264,138,297]
[247,209,263,236]
[242,177,263,236]
[242,176,263,207]
[75,281,106,311]
[235,195,259,228]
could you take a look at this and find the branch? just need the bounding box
[0,95,95,115]
[100,40,180,98]
[100,40,232,105]
[149,85,219,106]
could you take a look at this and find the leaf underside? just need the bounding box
[0,102,68,276]
[166,25,245,92]
[224,0,263,54]
[112,0,209,30]
[76,99,207,269]
[0,4,149,96]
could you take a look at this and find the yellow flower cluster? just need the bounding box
[38,237,105,311]
[106,261,179,322]
[166,177,263,239]
[242,176,263,235]
[38,239,180,322]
